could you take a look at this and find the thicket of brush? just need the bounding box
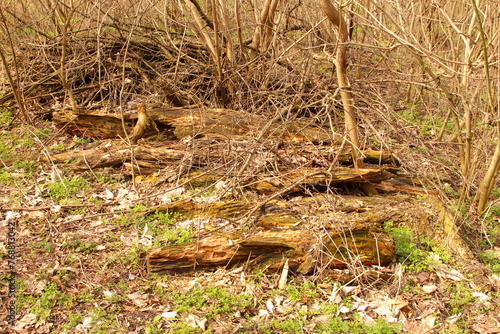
[0,0,498,215]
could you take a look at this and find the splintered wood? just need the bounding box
[147,226,395,275]
[144,194,447,275]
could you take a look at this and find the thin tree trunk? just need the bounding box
[476,141,500,214]
[319,0,363,168]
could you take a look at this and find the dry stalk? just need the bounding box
[186,0,233,105]
[475,13,500,214]
[354,0,497,210]
[3,0,499,213]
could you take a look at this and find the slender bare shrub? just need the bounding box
[346,0,498,213]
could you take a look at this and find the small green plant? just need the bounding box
[479,250,500,274]
[443,184,459,198]
[13,160,39,174]
[63,239,96,254]
[259,317,305,333]
[320,302,339,315]
[0,169,14,185]
[152,210,180,225]
[144,315,167,334]
[384,222,437,272]
[32,128,51,140]
[61,313,83,330]
[157,227,195,246]
[128,208,189,246]
[74,137,93,146]
[285,280,320,303]
[42,175,91,202]
[49,142,66,152]
[86,305,125,333]
[315,315,402,333]
[0,109,12,125]
[169,322,209,334]
[89,196,104,205]
[0,161,39,189]
[85,169,124,184]
[28,238,55,253]
[28,283,74,320]
[285,284,302,302]
[76,289,96,303]
[445,282,475,315]
[480,206,500,246]
[247,269,267,283]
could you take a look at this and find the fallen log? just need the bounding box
[147,226,395,275]
[51,106,336,144]
[251,167,394,195]
[46,105,400,175]
[146,193,474,275]
[44,139,398,175]
[44,141,190,172]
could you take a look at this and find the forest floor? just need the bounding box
[1,103,500,334]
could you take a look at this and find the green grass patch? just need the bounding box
[315,316,402,334]
[169,285,252,320]
[42,175,92,203]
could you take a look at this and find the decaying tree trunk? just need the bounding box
[44,140,398,175]
[50,106,337,143]
[147,227,395,275]
[146,194,474,275]
[46,105,400,175]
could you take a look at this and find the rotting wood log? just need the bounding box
[146,226,395,275]
[146,193,474,275]
[43,141,189,172]
[149,194,438,231]
[250,167,394,194]
[44,139,399,174]
[51,106,336,144]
